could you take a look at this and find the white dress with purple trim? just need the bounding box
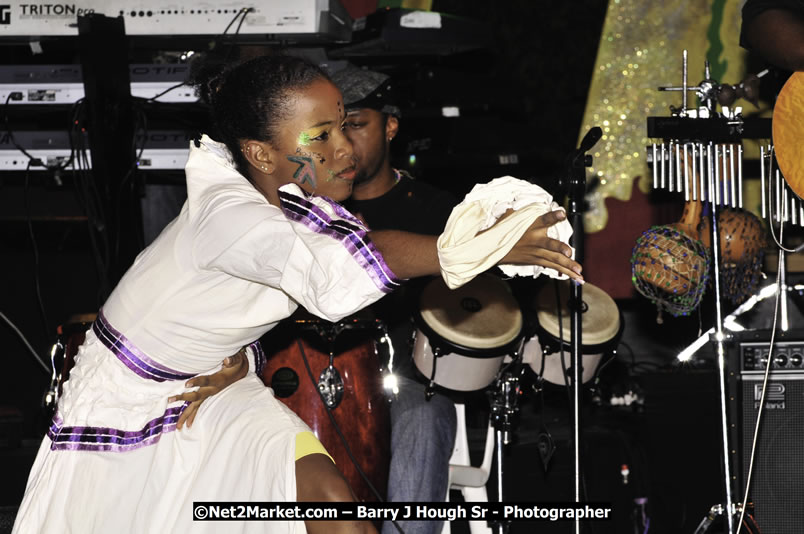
[13,135,400,534]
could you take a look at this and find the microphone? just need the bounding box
[556,126,602,198]
[577,126,603,155]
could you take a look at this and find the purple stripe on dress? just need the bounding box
[284,202,397,292]
[316,194,367,229]
[279,190,402,293]
[93,311,194,382]
[48,403,188,452]
[249,340,265,376]
[295,207,401,292]
[283,193,366,235]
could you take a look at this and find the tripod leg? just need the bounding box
[693,504,724,534]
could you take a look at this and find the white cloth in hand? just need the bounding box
[437,176,574,289]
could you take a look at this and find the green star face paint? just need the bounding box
[298,132,312,146]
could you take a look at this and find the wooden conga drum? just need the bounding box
[259,316,390,503]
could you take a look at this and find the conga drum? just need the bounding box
[524,280,623,386]
[56,313,97,396]
[259,315,390,503]
[412,273,523,393]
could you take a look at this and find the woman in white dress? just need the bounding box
[12,54,583,534]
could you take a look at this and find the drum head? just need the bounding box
[417,274,522,355]
[535,280,621,353]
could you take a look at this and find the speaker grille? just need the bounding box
[741,376,804,534]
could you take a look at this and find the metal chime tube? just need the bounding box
[760,146,767,219]
[699,142,707,202]
[738,145,744,209]
[669,141,675,192]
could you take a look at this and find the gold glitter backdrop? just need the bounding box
[579,0,749,233]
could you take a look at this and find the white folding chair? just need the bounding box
[441,402,494,534]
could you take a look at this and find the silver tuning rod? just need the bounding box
[760,145,767,219]
[699,142,707,202]
[648,140,697,199]
[714,145,721,206]
[762,144,804,227]
[738,145,743,209]
[684,143,691,202]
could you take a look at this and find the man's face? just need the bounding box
[342,108,396,184]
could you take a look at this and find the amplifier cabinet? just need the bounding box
[729,330,804,534]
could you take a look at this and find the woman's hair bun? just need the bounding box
[187,52,233,106]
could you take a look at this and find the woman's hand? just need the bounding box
[168,348,250,430]
[501,209,584,283]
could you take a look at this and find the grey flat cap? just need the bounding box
[331,65,401,117]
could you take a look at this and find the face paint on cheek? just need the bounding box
[297,132,312,146]
[295,147,325,164]
[287,154,317,188]
[326,169,337,182]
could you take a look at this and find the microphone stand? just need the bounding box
[566,127,601,534]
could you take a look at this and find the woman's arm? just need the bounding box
[367,230,440,279]
[369,209,583,282]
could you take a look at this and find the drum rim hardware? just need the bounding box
[415,273,524,356]
[412,274,526,395]
[317,356,345,410]
[534,279,624,355]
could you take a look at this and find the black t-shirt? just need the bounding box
[343,173,459,375]
[344,173,457,235]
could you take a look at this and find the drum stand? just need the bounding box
[487,342,526,534]
[564,126,602,534]
[650,54,779,534]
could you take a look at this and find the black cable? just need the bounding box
[223,8,255,64]
[221,7,251,35]
[0,310,50,374]
[5,93,44,167]
[233,7,250,35]
[24,161,51,342]
[136,8,255,104]
[71,122,112,302]
[296,339,406,534]
[5,93,77,172]
[112,105,148,264]
[141,81,187,104]
[618,340,637,369]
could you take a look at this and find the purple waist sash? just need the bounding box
[47,310,264,452]
[92,309,265,380]
[93,310,195,382]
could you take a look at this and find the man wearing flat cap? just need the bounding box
[332,65,458,534]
